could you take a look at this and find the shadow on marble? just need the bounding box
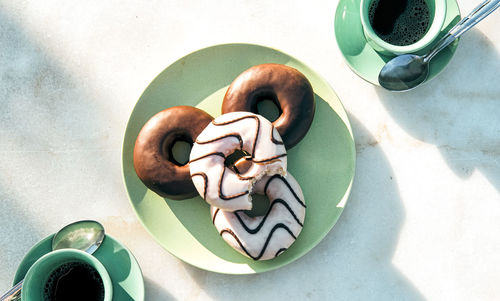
[179,115,425,301]
[0,8,53,289]
[144,277,176,301]
[0,183,43,290]
[0,6,121,291]
[375,28,500,191]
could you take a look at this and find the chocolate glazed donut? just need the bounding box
[222,64,315,149]
[133,106,213,199]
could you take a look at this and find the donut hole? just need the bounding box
[243,194,271,217]
[163,136,192,166]
[224,149,252,174]
[254,92,281,122]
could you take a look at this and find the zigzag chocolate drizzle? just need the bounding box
[195,133,244,150]
[234,199,303,233]
[193,133,285,164]
[190,153,288,198]
[270,126,284,145]
[212,199,303,233]
[221,223,296,260]
[191,172,208,199]
[212,173,305,259]
[264,174,306,208]
[188,152,225,164]
[212,208,220,224]
[235,153,288,181]
[275,248,287,257]
[218,167,249,200]
[190,113,287,207]
[211,115,261,157]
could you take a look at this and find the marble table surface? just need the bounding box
[1,0,499,300]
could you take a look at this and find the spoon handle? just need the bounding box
[0,280,23,301]
[424,0,500,62]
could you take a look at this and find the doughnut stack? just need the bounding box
[134,64,315,260]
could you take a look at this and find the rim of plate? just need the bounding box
[121,42,356,274]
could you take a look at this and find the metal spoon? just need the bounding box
[379,0,500,91]
[50,220,105,254]
[0,220,105,301]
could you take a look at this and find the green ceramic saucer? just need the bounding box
[122,43,356,274]
[14,234,144,301]
[335,0,461,85]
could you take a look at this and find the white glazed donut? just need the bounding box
[211,172,306,260]
[189,112,287,211]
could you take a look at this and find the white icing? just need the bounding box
[211,172,306,260]
[189,112,287,211]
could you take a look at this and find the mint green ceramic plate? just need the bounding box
[122,43,356,274]
[335,0,461,85]
[14,234,144,301]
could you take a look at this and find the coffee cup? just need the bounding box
[360,0,447,55]
[21,249,113,301]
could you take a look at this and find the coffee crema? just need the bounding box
[369,0,430,46]
[43,262,105,301]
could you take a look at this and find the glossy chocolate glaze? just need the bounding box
[133,106,213,199]
[222,64,315,149]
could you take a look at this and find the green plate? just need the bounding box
[122,43,356,274]
[335,0,461,85]
[14,234,144,301]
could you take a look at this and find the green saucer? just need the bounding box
[122,43,356,274]
[335,0,461,85]
[14,234,144,301]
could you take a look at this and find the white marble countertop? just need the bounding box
[1,0,500,300]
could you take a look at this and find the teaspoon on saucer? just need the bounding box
[0,220,105,301]
[379,0,500,91]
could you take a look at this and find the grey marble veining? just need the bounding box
[1,0,500,300]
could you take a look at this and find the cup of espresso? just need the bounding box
[21,249,113,301]
[360,0,447,55]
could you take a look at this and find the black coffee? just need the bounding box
[369,0,430,46]
[43,262,105,301]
